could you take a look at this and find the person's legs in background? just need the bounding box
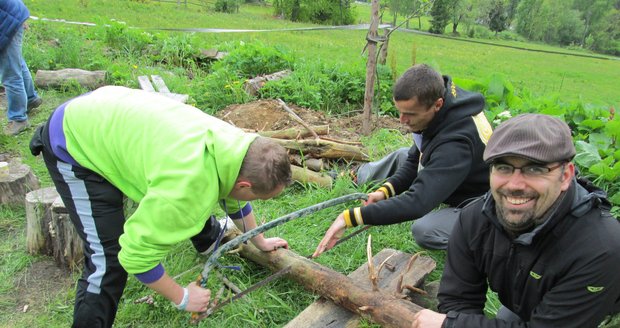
[1,26,40,135]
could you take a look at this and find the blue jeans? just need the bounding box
[0,26,38,122]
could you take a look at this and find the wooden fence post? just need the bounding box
[362,0,380,135]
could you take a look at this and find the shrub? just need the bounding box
[259,59,374,114]
[214,41,294,78]
[215,0,240,13]
[273,0,356,25]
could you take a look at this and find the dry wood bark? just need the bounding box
[285,248,436,328]
[235,242,426,328]
[35,68,106,89]
[361,0,380,135]
[289,154,324,172]
[0,159,40,205]
[25,187,83,269]
[245,125,329,139]
[50,197,83,269]
[244,70,291,96]
[276,99,321,140]
[270,138,369,162]
[25,187,57,255]
[291,164,332,188]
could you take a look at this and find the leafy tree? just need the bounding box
[402,0,424,29]
[588,8,620,55]
[273,0,356,25]
[214,0,240,13]
[506,0,520,20]
[515,0,544,39]
[430,0,451,33]
[448,0,471,34]
[573,0,615,46]
[388,0,404,26]
[488,0,508,35]
[553,6,585,45]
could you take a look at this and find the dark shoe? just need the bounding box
[27,97,43,113]
[4,120,31,136]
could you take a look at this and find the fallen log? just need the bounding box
[270,138,369,162]
[35,68,106,89]
[290,154,324,172]
[291,164,332,188]
[235,241,425,328]
[286,248,435,328]
[244,125,329,139]
[244,70,291,96]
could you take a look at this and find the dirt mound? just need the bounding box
[216,99,406,142]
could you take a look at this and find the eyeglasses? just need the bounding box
[491,162,565,177]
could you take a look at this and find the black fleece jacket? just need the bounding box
[352,75,490,226]
[438,178,620,327]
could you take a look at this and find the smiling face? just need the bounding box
[490,156,574,233]
[395,97,443,133]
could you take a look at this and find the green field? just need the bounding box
[24,0,620,108]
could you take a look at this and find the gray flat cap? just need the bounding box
[483,114,576,163]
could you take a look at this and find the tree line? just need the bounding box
[269,0,618,56]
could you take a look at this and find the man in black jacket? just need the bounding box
[412,114,620,328]
[313,64,492,257]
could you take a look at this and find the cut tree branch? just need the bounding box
[276,98,320,141]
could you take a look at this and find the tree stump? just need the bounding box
[25,187,57,255]
[51,197,83,270]
[0,159,40,205]
[25,187,83,270]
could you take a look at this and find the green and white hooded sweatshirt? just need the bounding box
[54,86,256,278]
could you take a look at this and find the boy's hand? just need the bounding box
[253,236,289,252]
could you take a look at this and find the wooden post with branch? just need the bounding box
[361,0,381,135]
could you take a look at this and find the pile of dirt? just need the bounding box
[216,99,406,142]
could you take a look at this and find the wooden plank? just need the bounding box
[138,75,155,92]
[163,93,189,104]
[284,249,435,328]
[150,75,171,93]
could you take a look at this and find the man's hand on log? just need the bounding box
[412,309,446,328]
[253,236,289,252]
[312,213,347,258]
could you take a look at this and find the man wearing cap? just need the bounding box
[411,114,620,328]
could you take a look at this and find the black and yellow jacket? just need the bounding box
[343,75,492,227]
[438,179,620,327]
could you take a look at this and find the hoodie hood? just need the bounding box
[423,75,486,140]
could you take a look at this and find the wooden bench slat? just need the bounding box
[150,75,171,93]
[138,75,155,92]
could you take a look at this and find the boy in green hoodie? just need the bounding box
[30,86,292,328]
